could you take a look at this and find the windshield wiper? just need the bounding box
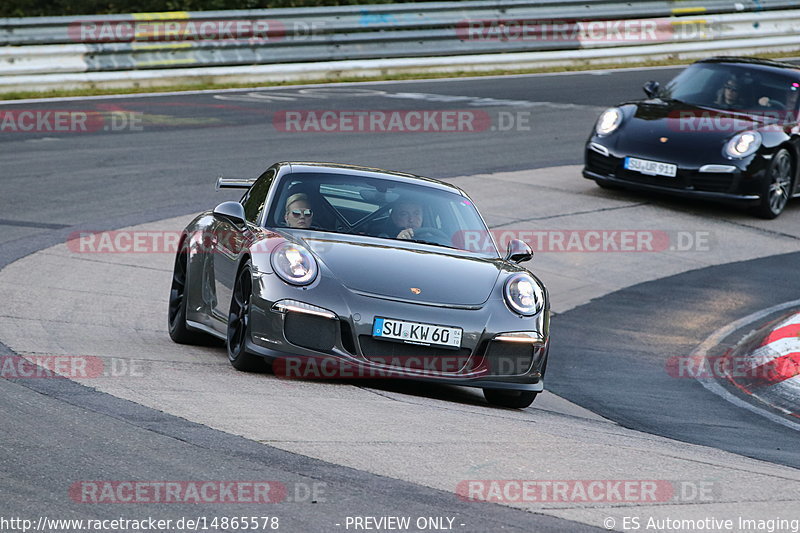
[406,238,458,249]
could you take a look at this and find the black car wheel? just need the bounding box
[483,388,538,409]
[227,260,266,372]
[168,242,206,344]
[754,148,793,219]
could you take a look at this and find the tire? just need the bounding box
[483,388,538,409]
[168,242,210,345]
[227,260,266,372]
[753,148,793,219]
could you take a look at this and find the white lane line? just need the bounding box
[691,300,800,432]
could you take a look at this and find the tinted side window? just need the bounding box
[242,169,276,224]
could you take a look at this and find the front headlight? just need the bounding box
[725,131,762,159]
[270,242,318,286]
[504,273,544,316]
[596,107,623,136]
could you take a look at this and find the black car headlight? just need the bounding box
[725,131,761,159]
[270,242,318,286]
[504,273,544,316]
[595,107,623,136]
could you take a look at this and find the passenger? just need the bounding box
[284,193,314,229]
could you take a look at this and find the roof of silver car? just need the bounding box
[272,161,467,196]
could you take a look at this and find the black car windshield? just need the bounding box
[659,62,800,114]
[265,171,500,257]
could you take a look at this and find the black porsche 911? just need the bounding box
[168,162,549,408]
[584,57,800,218]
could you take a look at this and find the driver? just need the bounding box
[386,200,423,240]
[284,193,314,229]
[715,75,746,108]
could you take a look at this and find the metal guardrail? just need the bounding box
[0,1,797,44]
[1,1,799,92]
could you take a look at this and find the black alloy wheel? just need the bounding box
[227,261,266,372]
[755,148,793,219]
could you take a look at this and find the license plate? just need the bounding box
[624,157,677,177]
[372,317,462,349]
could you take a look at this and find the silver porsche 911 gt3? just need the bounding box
[168,162,549,408]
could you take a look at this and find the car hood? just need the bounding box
[300,235,503,306]
[612,100,773,157]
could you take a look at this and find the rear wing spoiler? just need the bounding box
[216,176,257,190]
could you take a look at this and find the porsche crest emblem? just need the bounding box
[410,288,421,295]
[659,137,668,143]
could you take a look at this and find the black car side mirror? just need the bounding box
[505,239,533,264]
[643,80,660,98]
[213,201,246,226]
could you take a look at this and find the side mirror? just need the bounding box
[505,239,533,264]
[213,201,246,226]
[643,80,660,99]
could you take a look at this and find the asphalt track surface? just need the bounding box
[549,251,800,468]
[2,66,800,530]
[0,68,663,265]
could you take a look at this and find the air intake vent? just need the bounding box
[284,313,336,352]
[484,341,534,376]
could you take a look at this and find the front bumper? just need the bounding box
[583,142,764,205]
[246,279,548,392]
[583,169,760,204]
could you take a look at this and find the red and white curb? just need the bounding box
[726,312,800,418]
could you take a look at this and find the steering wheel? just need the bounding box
[411,227,451,245]
[758,97,785,110]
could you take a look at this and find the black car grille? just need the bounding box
[616,168,735,193]
[483,341,534,376]
[585,150,619,176]
[689,173,734,193]
[284,313,337,352]
[615,167,685,189]
[358,335,472,372]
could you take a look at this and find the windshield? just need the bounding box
[659,62,800,114]
[265,171,499,257]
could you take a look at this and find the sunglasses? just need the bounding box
[289,209,312,217]
[724,85,739,91]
